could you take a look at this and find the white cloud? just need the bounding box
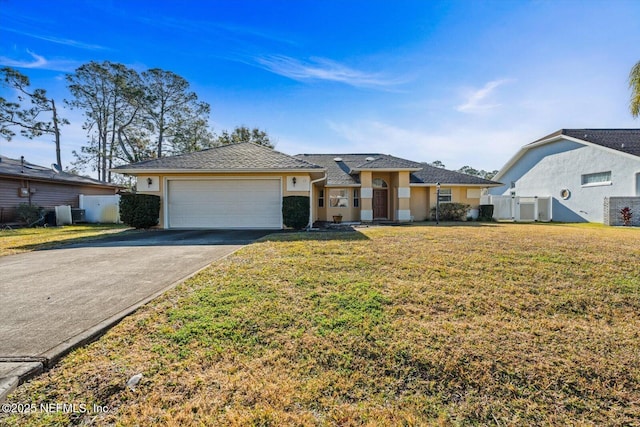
[254,55,403,88]
[0,49,47,68]
[0,50,80,72]
[2,27,107,50]
[456,79,514,113]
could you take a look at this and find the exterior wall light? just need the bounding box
[147,177,153,187]
[292,177,297,186]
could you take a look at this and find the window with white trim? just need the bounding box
[581,171,611,186]
[438,188,452,203]
[318,189,324,208]
[353,189,359,208]
[329,189,349,207]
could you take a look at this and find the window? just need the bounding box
[466,188,481,199]
[329,189,349,207]
[318,189,324,208]
[581,171,611,186]
[353,189,359,208]
[438,188,452,203]
[372,178,388,188]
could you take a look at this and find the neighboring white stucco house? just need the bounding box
[489,129,640,223]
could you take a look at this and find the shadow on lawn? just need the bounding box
[408,221,502,227]
[261,227,370,242]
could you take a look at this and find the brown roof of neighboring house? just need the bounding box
[0,155,119,188]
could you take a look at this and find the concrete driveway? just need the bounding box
[0,229,273,400]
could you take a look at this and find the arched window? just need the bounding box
[372,178,388,188]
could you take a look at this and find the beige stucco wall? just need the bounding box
[409,186,429,221]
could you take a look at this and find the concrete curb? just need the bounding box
[0,377,19,403]
[0,245,245,403]
[0,362,43,403]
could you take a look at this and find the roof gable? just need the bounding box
[496,128,640,181]
[113,142,323,172]
[532,129,640,157]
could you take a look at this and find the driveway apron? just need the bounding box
[0,229,271,400]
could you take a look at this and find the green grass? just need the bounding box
[2,224,640,426]
[0,224,129,256]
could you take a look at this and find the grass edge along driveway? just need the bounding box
[2,223,640,426]
[0,224,129,257]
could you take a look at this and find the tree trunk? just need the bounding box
[50,99,62,167]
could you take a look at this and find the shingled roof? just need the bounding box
[0,155,119,188]
[295,153,499,186]
[533,129,640,157]
[113,142,323,172]
[411,164,499,185]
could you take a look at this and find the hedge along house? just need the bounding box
[112,143,325,229]
[489,129,640,223]
[0,155,120,224]
[113,143,501,229]
[296,154,500,223]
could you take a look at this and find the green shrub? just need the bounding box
[430,202,471,221]
[282,196,309,229]
[16,203,43,226]
[119,194,160,229]
[479,204,495,221]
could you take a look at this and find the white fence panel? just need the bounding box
[484,195,552,222]
[490,196,514,220]
[79,194,121,223]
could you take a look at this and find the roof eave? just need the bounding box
[350,167,423,172]
[410,182,502,187]
[324,183,361,187]
[0,172,121,188]
[112,167,326,174]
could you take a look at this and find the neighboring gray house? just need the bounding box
[489,129,640,223]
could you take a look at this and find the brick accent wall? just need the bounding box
[604,197,640,226]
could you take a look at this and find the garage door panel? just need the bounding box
[168,179,282,229]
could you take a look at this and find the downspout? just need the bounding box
[308,174,327,230]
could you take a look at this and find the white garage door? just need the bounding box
[167,179,282,229]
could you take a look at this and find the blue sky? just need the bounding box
[1,0,639,174]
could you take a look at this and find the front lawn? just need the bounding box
[0,224,129,257]
[3,224,640,425]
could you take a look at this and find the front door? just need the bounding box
[373,189,388,219]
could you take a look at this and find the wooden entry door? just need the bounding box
[373,189,388,219]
